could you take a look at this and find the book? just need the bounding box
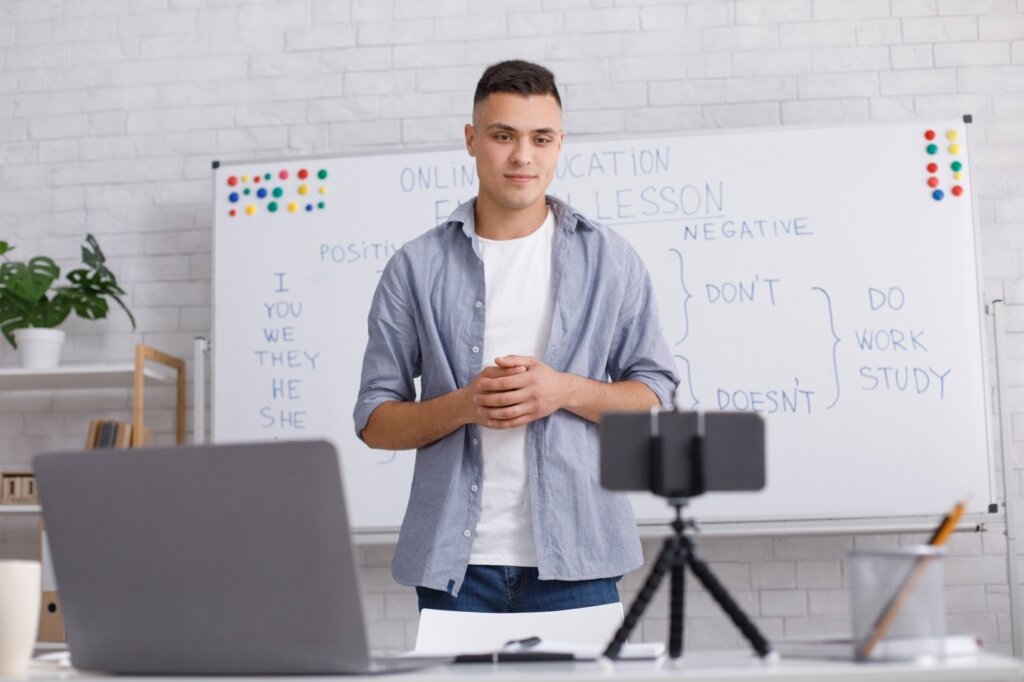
[113,422,133,448]
[95,421,117,448]
[85,419,102,449]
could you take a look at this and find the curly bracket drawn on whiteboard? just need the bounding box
[378,451,397,465]
[812,286,841,410]
[669,248,693,345]
[673,354,700,409]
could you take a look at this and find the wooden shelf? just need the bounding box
[0,364,177,391]
[0,505,41,514]
[0,344,187,446]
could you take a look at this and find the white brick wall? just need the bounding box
[2,0,1023,658]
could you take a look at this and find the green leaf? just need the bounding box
[0,241,11,257]
[0,257,59,302]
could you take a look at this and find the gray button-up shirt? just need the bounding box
[354,195,679,596]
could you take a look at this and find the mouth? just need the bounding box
[504,174,536,185]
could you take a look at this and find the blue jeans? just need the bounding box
[416,565,620,612]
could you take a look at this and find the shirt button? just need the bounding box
[471,345,479,353]
[475,301,482,308]
[470,484,479,492]
[472,438,479,446]
[463,529,471,538]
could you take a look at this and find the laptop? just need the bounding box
[33,439,448,675]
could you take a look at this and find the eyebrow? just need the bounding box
[487,122,559,135]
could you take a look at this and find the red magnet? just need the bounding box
[229,209,237,217]
[228,176,238,186]
[298,169,309,179]
[927,177,939,188]
[279,170,289,180]
[952,185,963,196]
[926,163,938,173]
[253,175,260,183]
[924,130,936,140]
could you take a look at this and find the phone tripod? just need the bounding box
[603,501,774,661]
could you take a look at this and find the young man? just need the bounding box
[354,60,678,612]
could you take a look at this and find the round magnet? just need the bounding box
[924,130,936,140]
[288,202,298,213]
[951,160,962,171]
[932,189,944,201]
[318,186,327,195]
[229,192,239,203]
[298,184,309,196]
[946,130,958,141]
[926,143,938,154]
[952,185,964,196]
[298,169,309,179]
[269,201,279,212]
[279,170,289,180]
[948,143,960,155]
[318,169,328,179]
[273,187,283,198]
[927,176,939,188]
[246,204,257,215]
[228,176,238,186]
[927,163,938,173]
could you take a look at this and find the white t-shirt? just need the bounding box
[468,208,556,566]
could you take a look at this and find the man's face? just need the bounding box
[465,92,564,215]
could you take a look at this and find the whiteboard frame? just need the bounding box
[208,117,997,535]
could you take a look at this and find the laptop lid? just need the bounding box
[34,439,376,674]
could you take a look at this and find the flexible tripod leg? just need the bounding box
[604,536,680,659]
[669,551,685,658]
[685,545,773,657]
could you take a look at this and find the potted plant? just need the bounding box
[0,234,136,368]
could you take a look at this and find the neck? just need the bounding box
[474,195,549,240]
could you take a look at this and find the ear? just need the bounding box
[464,123,476,157]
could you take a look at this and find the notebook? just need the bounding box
[33,439,447,675]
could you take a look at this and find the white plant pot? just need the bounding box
[13,328,66,369]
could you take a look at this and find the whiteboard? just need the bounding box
[212,119,993,532]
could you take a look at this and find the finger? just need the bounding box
[479,365,527,380]
[478,373,530,393]
[475,388,528,408]
[483,403,535,421]
[486,414,535,429]
[494,355,537,369]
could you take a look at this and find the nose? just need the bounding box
[510,138,531,166]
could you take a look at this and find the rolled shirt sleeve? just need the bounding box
[353,250,421,440]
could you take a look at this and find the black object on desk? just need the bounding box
[454,652,575,663]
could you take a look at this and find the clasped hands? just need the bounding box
[465,355,572,430]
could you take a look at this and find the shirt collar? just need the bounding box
[448,195,596,243]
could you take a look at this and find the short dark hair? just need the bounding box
[473,60,561,108]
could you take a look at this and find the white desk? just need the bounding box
[26,651,1024,682]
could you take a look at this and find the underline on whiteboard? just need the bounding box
[607,215,725,227]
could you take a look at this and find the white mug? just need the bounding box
[0,560,41,677]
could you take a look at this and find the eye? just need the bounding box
[495,133,512,142]
[535,136,552,145]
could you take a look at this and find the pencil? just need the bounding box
[855,499,967,661]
